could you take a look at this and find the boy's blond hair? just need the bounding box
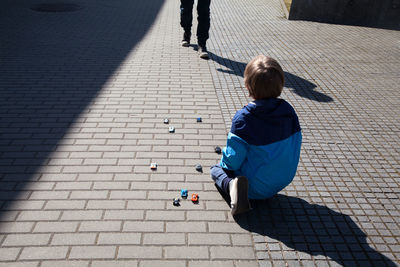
[244,55,284,99]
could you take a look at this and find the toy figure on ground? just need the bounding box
[211,55,302,216]
[180,0,211,59]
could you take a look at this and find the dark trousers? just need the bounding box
[180,0,211,46]
[210,164,235,195]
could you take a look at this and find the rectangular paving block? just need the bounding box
[146,210,185,221]
[34,222,78,233]
[86,200,126,209]
[123,221,164,232]
[41,261,89,267]
[61,210,103,221]
[188,233,230,245]
[69,246,116,259]
[140,261,186,267]
[3,233,51,246]
[0,222,33,233]
[98,233,141,245]
[0,247,21,261]
[164,246,209,259]
[19,246,68,260]
[143,233,185,245]
[79,221,121,232]
[210,246,255,260]
[51,233,97,245]
[45,200,86,210]
[118,246,162,259]
[166,222,207,233]
[104,210,144,220]
[91,261,138,267]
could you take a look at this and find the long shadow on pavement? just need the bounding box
[233,195,396,266]
[209,52,333,103]
[0,0,164,220]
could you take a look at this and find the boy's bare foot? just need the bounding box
[229,176,251,215]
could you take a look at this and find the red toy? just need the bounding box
[191,193,199,203]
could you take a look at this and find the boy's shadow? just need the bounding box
[208,52,333,103]
[222,192,397,266]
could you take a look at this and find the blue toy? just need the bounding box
[181,189,188,198]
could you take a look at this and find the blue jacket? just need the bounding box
[220,98,302,199]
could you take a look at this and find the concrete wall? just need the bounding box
[288,0,400,30]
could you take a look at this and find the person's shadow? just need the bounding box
[208,52,333,103]
[228,194,397,266]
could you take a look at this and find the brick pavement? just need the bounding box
[0,0,399,266]
[207,0,400,266]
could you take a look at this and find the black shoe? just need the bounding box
[181,32,191,47]
[198,45,209,59]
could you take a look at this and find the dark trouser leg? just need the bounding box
[210,164,235,195]
[196,0,211,46]
[180,0,194,33]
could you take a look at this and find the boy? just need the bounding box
[211,55,302,215]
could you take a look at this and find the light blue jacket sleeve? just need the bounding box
[220,132,248,171]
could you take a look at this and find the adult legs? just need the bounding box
[180,0,194,33]
[196,0,211,47]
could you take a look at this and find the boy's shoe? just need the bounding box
[181,32,191,47]
[229,176,251,215]
[198,45,209,59]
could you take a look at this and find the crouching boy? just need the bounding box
[211,55,302,215]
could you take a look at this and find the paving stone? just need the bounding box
[0,247,21,261]
[118,246,162,259]
[91,260,139,267]
[98,233,141,245]
[17,211,60,221]
[3,234,51,246]
[188,233,230,245]
[69,246,116,259]
[104,210,144,220]
[166,222,207,233]
[0,222,33,233]
[143,233,185,245]
[19,247,68,260]
[188,261,234,267]
[33,222,78,233]
[140,261,185,267]
[123,221,164,232]
[210,246,255,260]
[41,261,89,267]
[79,221,121,232]
[61,210,103,221]
[51,233,97,245]
[164,246,209,259]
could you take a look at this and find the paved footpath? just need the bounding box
[0,0,399,266]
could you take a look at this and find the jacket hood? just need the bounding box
[231,98,301,146]
[245,98,293,119]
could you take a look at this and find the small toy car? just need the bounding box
[214,146,222,154]
[196,117,202,122]
[164,118,169,124]
[191,193,199,203]
[173,197,180,206]
[150,163,157,170]
[181,189,188,198]
[195,164,202,172]
[169,126,175,133]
